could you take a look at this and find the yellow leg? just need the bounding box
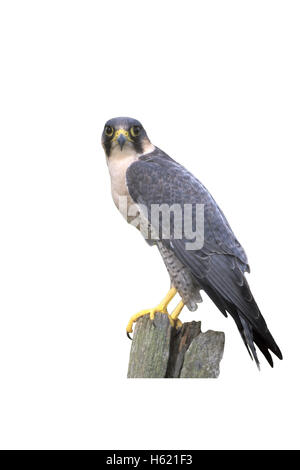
[126,287,177,338]
[170,300,185,329]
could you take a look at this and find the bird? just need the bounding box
[102,116,282,368]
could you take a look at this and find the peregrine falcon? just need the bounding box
[102,116,282,368]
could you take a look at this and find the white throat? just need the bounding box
[106,143,155,209]
[107,148,138,207]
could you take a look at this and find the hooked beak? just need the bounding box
[117,134,126,151]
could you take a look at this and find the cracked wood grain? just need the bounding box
[127,314,225,378]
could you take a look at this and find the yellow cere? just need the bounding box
[112,128,134,142]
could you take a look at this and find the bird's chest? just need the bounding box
[107,151,139,222]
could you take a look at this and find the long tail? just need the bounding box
[202,255,282,368]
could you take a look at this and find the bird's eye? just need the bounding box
[130,126,141,137]
[105,126,114,137]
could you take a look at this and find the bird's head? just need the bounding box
[101,117,153,158]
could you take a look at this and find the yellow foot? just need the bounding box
[174,318,183,330]
[126,287,177,339]
[170,300,185,330]
[126,307,175,338]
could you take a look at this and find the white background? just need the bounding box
[0,0,299,450]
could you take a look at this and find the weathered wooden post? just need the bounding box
[127,314,225,378]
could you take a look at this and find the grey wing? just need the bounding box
[126,149,282,366]
[126,148,249,273]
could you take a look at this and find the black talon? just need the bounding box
[127,332,132,340]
